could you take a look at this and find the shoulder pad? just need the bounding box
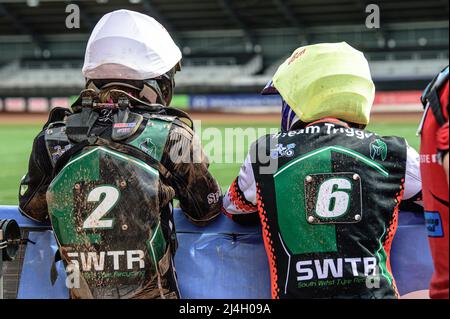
[146,114,177,123]
[43,107,71,130]
[111,109,144,141]
[422,65,449,107]
[44,123,72,166]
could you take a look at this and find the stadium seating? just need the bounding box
[0,54,263,91]
[1,56,447,92]
[370,58,448,80]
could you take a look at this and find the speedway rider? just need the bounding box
[222,42,423,299]
[18,10,222,299]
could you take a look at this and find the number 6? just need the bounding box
[315,178,352,218]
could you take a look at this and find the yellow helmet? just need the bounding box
[264,42,375,125]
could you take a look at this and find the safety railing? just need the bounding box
[0,205,434,299]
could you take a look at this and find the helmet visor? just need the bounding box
[261,80,279,95]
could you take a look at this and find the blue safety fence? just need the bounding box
[0,205,433,299]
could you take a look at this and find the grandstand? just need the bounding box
[0,0,448,110]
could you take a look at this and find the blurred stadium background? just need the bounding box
[0,0,448,206]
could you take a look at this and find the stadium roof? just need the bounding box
[0,0,448,46]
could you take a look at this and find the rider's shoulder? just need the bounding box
[42,107,71,130]
[250,133,275,151]
[171,117,194,132]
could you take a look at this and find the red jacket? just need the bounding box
[420,76,449,299]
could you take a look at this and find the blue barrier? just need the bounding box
[0,206,433,298]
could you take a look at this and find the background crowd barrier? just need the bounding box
[0,205,434,299]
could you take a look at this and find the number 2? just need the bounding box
[83,186,120,230]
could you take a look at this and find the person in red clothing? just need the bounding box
[419,65,449,299]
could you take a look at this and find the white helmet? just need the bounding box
[83,9,181,80]
[82,10,182,106]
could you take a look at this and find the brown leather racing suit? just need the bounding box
[18,106,222,299]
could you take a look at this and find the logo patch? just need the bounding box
[270,143,296,159]
[424,211,444,237]
[139,138,157,157]
[51,144,72,162]
[370,139,387,161]
[115,128,133,134]
[113,123,137,128]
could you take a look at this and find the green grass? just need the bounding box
[0,123,42,205]
[0,120,419,205]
